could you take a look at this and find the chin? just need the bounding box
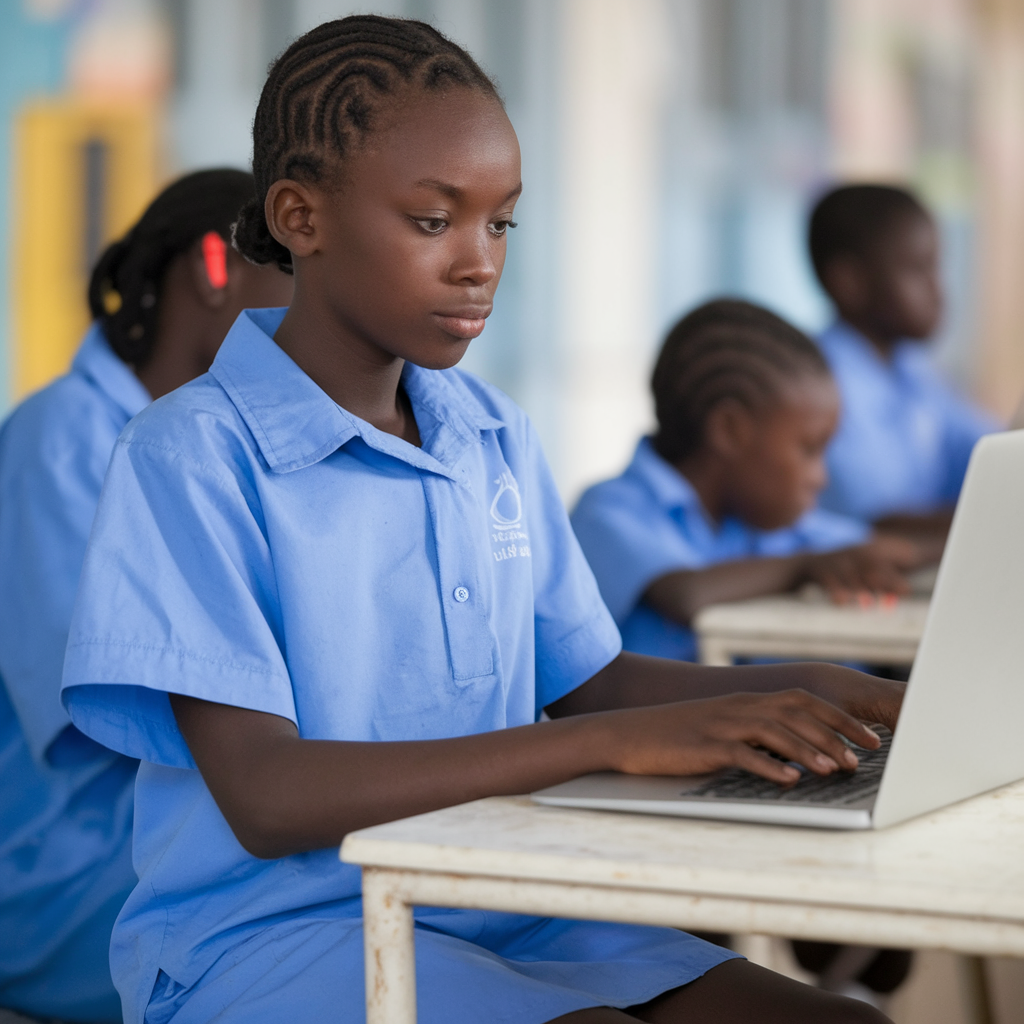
[405,341,473,372]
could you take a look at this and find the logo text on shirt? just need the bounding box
[490,470,530,561]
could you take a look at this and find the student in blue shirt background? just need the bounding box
[572,299,924,665]
[808,185,998,539]
[61,17,900,1024]
[0,169,292,1023]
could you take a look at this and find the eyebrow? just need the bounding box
[414,178,523,203]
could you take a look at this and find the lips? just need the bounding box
[432,309,491,340]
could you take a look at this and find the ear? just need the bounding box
[821,255,870,316]
[704,398,756,459]
[265,180,320,260]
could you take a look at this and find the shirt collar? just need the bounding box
[210,307,504,476]
[626,437,706,514]
[822,320,920,371]
[72,323,151,419]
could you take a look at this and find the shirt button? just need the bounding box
[453,586,470,603]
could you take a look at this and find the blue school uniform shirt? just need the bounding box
[571,438,869,662]
[0,325,145,1023]
[816,321,999,521]
[60,310,730,1024]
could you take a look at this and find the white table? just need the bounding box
[342,781,1024,1023]
[693,594,930,666]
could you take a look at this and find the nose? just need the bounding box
[447,226,498,287]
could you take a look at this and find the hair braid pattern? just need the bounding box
[233,15,500,272]
[651,298,830,464]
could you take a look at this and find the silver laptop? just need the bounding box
[534,430,1024,830]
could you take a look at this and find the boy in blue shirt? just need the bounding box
[572,299,923,664]
[0,170,291,1023]
[809,184,998,535]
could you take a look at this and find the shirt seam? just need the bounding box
[68,637,282,677]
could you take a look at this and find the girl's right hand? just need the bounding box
[600,688,878,785]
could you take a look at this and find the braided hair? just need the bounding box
[651,299,830,465]
[88,168,256,367]
[233,15,501,272]
[808,184,930,286]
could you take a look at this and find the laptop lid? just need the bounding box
[872,430,1024,828]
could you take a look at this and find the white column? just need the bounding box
[557,0,670,504]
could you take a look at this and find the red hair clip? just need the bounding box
[202,231,228,289]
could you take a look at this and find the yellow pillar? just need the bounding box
[11,101,158,398]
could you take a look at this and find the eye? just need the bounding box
[489,219,518,238]
[413,217,449,235]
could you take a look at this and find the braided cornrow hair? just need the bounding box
[651,298,831,464]
[88,168,257,366]
[233,15,501,272]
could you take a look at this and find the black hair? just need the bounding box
[808,184,931,285]
[651,298,830,464]
[88,168,256,367]
[233,15,501,272]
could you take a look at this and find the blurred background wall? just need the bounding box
[3,0,1024,504]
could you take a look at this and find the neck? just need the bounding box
[839,314,898,361]
[672,450,729,524]
[272,284,420,445]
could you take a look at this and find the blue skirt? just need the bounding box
[143,908,739,1024]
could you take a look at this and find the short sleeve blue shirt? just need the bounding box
[571,438,869,661]
[816,321,999,521]
[0,325,145,1021]
[61,308,623,1021]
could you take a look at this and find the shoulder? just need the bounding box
[0,372,118,477]
[571,467,659,540]
[117,374,261,482]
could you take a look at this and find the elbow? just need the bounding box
[221,797,310,860]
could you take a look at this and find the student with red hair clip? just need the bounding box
[0,169,292,1023]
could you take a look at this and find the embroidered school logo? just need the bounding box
[490,470,522,527]
[490,470,530,562]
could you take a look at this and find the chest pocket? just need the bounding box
[421,473,496,682]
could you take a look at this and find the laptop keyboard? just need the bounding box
[685,727,892,807]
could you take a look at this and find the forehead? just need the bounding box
[766,371,839,421]
[352,87,521,191]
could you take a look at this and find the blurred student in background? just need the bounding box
[571,298,922,1009]
[809,185,998,546]
[571,299,924,665]
[0,169,292,1023]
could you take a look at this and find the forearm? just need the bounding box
[873,509,953,539]
[643,557,809,625]
[171,694,614,858]
[548,651,901,727]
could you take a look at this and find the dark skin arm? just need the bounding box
[873,510,952,566]
[170,653,901,859]
[644,535,925,624]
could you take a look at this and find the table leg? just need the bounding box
[963,956,994,1024]
[362,868,417,1024]
[698,638,734,666]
